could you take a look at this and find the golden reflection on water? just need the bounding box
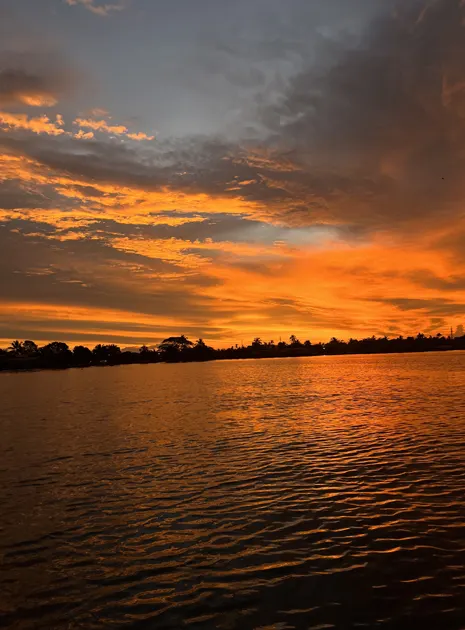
[1,352,465,629]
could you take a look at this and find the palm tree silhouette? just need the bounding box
[9,340,23,356]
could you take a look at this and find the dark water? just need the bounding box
[1,353,465,629]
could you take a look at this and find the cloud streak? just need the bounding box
[74,117,155,141]
[65,0,127,16]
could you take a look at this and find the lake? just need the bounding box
[1,352,465,629]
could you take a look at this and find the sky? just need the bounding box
[1,0,465,348]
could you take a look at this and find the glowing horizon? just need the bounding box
[2,0,465,347]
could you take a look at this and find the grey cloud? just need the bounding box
[0,133,168,190]
[105,0,382,139]
[2,0,465,237]
[72,184,117,198]
[0,176,90,215]
[0,68,58,106]
[0,130,354,229]
[408,270,465,292]
[0,225,220,314]
[257,0,465,228]
[72,215,280,243]
[0,180,55,210]
[0,51,75,106]
[372,297,465,317]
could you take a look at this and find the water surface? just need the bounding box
[1,353,465,629]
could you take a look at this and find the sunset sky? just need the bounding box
[1,0,465,347]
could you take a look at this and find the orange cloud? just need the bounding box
[109,236,288,273]
[2,88,465,347]
[0,150,257,228]
[1,220,464,347]
[74,129,94,140]
[18,94,58,107]
[0,112,66,136]
[0,110,154,143]
[74,117,155,141]
[192,230,465,343]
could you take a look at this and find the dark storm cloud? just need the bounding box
[177,0,465,230]
[229,0,465,232]
[252,0,465,227]
[3,0,465,235]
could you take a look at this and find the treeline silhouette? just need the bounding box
[1,332,464,371]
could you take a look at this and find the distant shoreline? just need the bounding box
[1,336,464,374]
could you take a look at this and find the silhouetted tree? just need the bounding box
[325,337,347,355]
[1,327,465,372]
[41,342,73,366]
[92,344,104,362]
[191,338,214,361]
[107,344,121,357]
[139,345,158,362]
[9,340,23,356]
[289,335,302,348]
[22,340,38,356]
[159,335,193,351]
[73,345,93,365]
[92,344,121,363]
[158,335,193,361]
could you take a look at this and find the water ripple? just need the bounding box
[1,353,465,629]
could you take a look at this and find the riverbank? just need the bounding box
[0,333,463,373]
